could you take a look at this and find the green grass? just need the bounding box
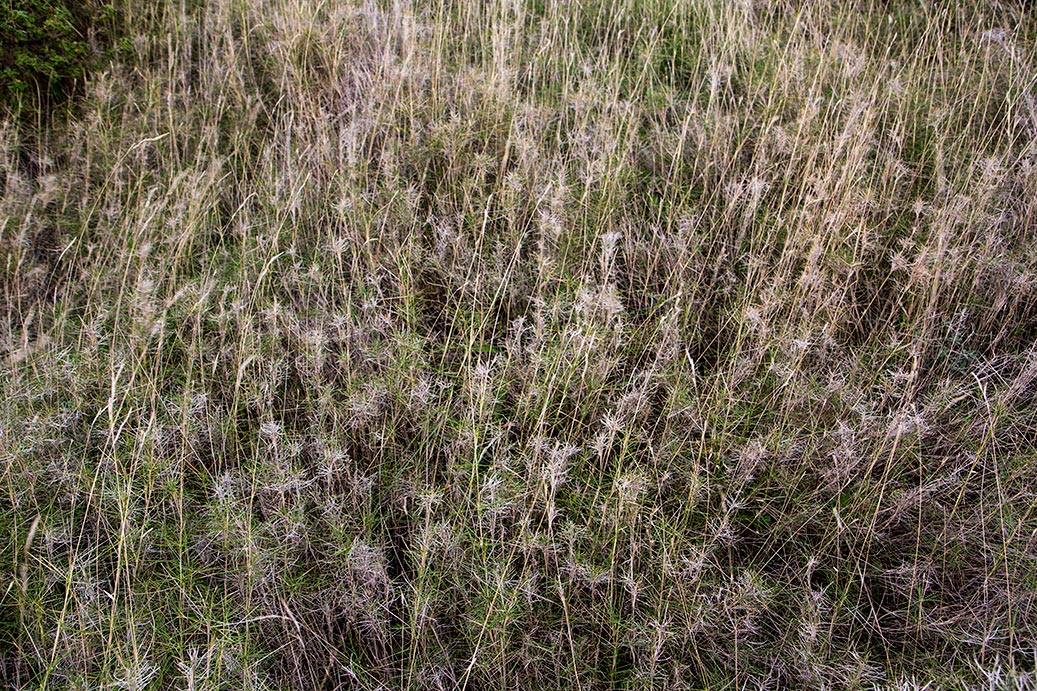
[3,0,1037,689]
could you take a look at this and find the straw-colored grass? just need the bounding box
[3,1,1036,688]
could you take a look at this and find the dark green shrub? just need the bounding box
[0,0,116,110]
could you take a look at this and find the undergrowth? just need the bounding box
[2,1,1037,689]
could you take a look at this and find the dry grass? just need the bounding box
[3,0,1037,688]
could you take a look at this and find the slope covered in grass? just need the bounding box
[3,1,1037,688]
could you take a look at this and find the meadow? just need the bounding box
[2,0,1037,688]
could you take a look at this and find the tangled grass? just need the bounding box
[2,0,1037,688]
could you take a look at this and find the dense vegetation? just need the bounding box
[0,0,117,109]
[2,1,1036,688]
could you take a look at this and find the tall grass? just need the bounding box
[3,0,1037,688]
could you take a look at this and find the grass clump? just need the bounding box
[2,0,1037,689]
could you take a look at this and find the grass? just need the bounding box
[2,0,1037,688]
